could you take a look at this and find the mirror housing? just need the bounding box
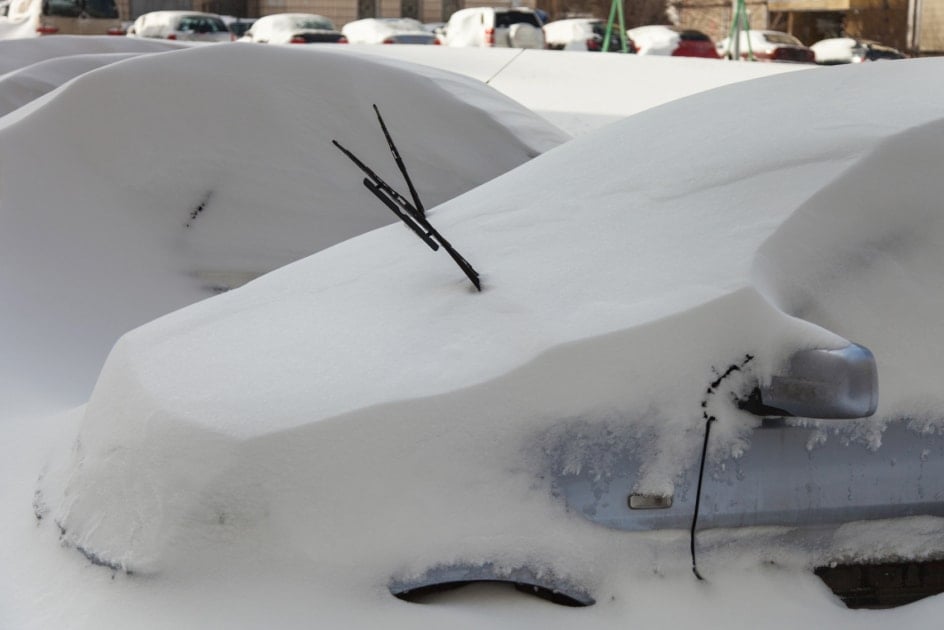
[741,343,878,419]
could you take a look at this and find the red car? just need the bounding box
[627,25,721,58]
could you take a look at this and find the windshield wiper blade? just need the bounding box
[332,106,481,291]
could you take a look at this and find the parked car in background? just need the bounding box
[627,25,719,58]
[242,13,346,44]
[543,18,635,52]
[127,11,230,42]
[0,0,123,35]
[223,16,255,40]
[810,37,907,64]
[342,17,437,44]
[442,7,545,48]
[718,29,815,62]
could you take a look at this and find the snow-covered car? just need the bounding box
[242,12,346,44]
[33,56,944,619]
[543,18,634,52]
[442,7,545,48]
[628,25,719,58]
[126,11,230,42]
[811,37,907,64]
[342,17,438,44]
[0,0,122,37]
[718,29,815,62]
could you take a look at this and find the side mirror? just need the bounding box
[741,343,878,419]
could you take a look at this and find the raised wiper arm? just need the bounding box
[332,108,482,292]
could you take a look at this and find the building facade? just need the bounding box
[671,0,942,54]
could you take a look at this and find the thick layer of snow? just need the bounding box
[25,56,944,628]
[0,35,186,74]
[0,51,141,116]
[343,45,807,134]
[341,18,432,44]
[0,42,567,412]
[3,34,944,629]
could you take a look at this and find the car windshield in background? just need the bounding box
[495,11,540,28]
[228,20,254,37]
[293,18,333,30]
[178,16,227,33]
[43,0,118,18]
[290,31,344,42]
[764,32,803,45]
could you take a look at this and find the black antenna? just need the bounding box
[332,107,481,291]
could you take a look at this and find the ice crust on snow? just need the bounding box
[42,59,944,588]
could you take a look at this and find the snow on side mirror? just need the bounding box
[740,343,878,419]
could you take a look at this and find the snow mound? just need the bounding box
[342,45,808,134]
[0,42,568,410]
[0,34,187,75]
[0,52,142,117]
[44,59,944,588]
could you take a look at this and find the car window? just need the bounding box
[178,16,226,32]
[42,0,117,18]
[228,20,253,36]
[494,10,540,28]
[764,32,803,46]
[293,18,334,30]
[84,0,117,18]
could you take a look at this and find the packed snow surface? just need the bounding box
[343,45,806,134]
[2,35,944,630]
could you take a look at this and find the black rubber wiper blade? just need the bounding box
[362,178,439,251]
[373,103,426,219]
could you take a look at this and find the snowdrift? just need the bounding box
[36,58,944,630]
[0,42,568,410]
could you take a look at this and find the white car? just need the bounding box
[242,12,346,44]
[442,7,544,48]
[717,29,815,62]
[126,10,230,42]
[543,18,631,52]
[342,17,438,44]
[811,36,907,64]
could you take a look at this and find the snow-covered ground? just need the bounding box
[2,36,943,628]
